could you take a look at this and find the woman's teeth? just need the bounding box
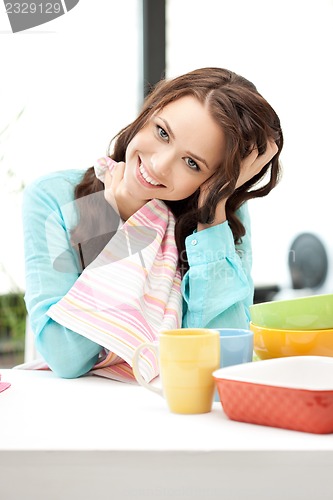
[139,162,162,186]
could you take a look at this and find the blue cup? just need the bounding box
[214,328,254,401]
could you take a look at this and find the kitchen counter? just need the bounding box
[1,368,333,500]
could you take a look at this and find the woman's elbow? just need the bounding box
[35,322,101,378]
[49,358,98,379]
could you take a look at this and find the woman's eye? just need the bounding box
[185,157,200,171]
[157,126,169,141]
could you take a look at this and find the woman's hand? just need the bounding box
[103,162,146,221]
[235,139,278,190]
[197,139,278,231]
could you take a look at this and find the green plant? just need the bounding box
[0,292,26,341]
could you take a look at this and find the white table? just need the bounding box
[1,369,333,500]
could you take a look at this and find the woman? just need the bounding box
[23,67,283,379]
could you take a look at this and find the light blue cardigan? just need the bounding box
[22,169,253,378]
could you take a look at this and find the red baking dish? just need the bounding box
[213,356,333,434]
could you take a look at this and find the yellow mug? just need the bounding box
[132,328,220,414]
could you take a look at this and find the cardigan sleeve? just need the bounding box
[181,202,254,330]
[22,172,103,378]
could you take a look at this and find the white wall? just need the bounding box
[1,0,333,293]
[0,0,142,292]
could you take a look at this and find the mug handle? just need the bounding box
[132,342,163,397]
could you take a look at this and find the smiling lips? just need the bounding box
[138,159,165,188]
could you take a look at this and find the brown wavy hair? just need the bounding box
[71,67,283,273]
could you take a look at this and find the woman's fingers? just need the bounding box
[104,161,126,212]
[110,161,126,187]
[262,139,278,165]
[236,139,278,189]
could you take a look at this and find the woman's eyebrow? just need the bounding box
[158,116,175,140]
[157,116,210,170]
[185,150,209,169]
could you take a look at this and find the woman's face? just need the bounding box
[124,96,225,202]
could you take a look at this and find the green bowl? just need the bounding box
[250,293,333,330]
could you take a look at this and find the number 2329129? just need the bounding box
[5,3,62,14]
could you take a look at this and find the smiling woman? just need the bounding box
[122,96,225,202]
[22,67,283,379]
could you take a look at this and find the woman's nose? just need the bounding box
[150,153,172,178]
